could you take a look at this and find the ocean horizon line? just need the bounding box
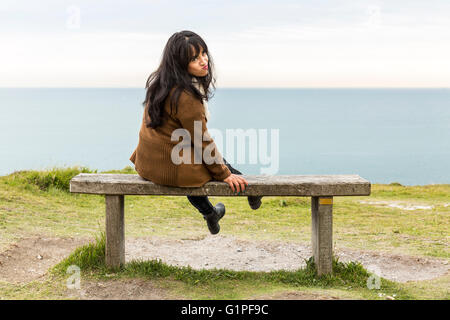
[1,87,449,90]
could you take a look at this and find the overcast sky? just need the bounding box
[1,0,449,88]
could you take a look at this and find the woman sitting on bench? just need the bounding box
[130,30,263,235]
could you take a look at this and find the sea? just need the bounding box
[0,88,449,186]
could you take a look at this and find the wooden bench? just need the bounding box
[70,173,371,275]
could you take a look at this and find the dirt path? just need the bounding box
[0,236,89,283]
[249,291,342,300]
[65,278,175,300]
[358,200,439,210]
[0,235,448,299]
[125,235,449,283]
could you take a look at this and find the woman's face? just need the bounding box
[187,46,209,77]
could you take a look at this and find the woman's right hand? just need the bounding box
[223,174,249,193]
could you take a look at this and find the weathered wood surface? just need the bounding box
[105,195,125,268]
[70,173,371,196]
[311,196,333,275]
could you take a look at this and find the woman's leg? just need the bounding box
[187,195,225,234]
[186,195,214,216]
[222,157,263,210]
[186,157,240,216]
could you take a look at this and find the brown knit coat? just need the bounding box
[129,87,231,187]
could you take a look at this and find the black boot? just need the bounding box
[187,196,226,234]
[203,203,225,235]
[247,195,263,210]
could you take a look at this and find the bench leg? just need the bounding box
[105,195,125,268]
[311,196,333,275]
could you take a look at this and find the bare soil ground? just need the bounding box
[249,291,342,300]
[0,236,89,284]
[125,235,449,283]
[65,278,176,300]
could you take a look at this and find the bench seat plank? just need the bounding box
[70,173,370,196]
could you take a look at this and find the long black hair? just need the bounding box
[143,30,216,128]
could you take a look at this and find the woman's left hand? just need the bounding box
[223,174,248,193]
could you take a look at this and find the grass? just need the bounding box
[3,165,97,192]
[0,166,449,299]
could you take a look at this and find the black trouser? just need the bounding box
[187,157,242,216]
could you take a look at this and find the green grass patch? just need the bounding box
[3,166,96,192]
[52,232,106,274]
[1,165,137,193]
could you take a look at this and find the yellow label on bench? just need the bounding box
[319,198,333,205]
